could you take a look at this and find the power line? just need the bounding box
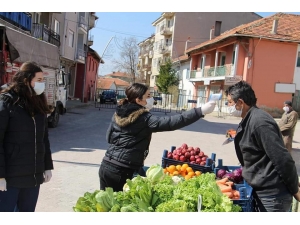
[62,17,212,42]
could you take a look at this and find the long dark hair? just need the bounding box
[119,83,148,105]
[1,61,51,115]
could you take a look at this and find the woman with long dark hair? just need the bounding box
[99,83,216,191]
[0,61,54,212]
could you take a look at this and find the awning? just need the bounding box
[0,23,60,69]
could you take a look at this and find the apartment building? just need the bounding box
[146,12,262,91]
[32,12,99,100]
[138,34,155,86]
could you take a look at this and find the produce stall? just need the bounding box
[73,143,253,212]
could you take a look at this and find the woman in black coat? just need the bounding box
[0,61,54,212]
[99,83,216,191]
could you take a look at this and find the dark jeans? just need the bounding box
[0,185,40,212]
[254,190,293,212]
[99,160,135,192]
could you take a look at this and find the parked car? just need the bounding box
[99,90,117,104]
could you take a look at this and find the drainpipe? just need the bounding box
[233,43,239,76]
[82,13,89,103]
[213,51,218,76]
[210,26,215,40]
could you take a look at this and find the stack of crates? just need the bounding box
[161,146,216,173]
[214,159,255,212]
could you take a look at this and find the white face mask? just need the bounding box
[33,82,45,95]
[145,97,154,110]
[283,106,289,113]
[228,104,243,117]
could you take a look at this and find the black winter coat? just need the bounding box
[104,103,203,169]
[0,92,54,188]
[234,106,299,196]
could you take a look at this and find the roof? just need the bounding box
[88,47,104,64]
[97,78,115,89]
[173,54,190,63]
[98,77,130,87]
[186,13,300,55]
[105,71,132,78]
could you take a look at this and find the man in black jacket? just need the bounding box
[225,81,300,212]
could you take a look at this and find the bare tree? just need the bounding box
[112,37,141,83]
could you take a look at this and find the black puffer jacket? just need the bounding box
[0,91,53,188]
[103,103,204,169]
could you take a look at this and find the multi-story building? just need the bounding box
[34,12,99,101]
[147,12,262,91]
[138,34,155,86]
[186,13,300,111]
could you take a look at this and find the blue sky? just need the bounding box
[91,12,300,76]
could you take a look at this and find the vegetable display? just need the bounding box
[216,167,243,184]
[73,165,242,212]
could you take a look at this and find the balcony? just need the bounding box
[142,64,152,71]
[78,16,87,32]
[160,25,172,36]
[159,45,171,55]
[88,35,94,46]
[76,48,85,62]
[149,50,153,58]
[189,64,233,81]
[89,13,98,30]
[32,23,60,47]
[0,12,32,32]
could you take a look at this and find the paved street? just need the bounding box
[35,106,300,212]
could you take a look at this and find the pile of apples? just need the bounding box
[166,143,209,166]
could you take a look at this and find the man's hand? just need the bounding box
[44,170,52,183]
[294,189,300,202]
[0,178,7,191]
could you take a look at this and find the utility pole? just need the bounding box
[93,36,114,101]
[82,13,90,103]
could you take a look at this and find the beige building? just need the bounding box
[30,12,98,98]
[138,34,155,86]
[147,12,262,90]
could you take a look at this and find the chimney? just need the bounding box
[210,26,215,40]
[271,18,279,34]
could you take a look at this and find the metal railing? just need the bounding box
[32,23,60,47]
[76,48,85,60]
[79,16,87,30]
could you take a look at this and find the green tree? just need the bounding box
[156,59,179,94]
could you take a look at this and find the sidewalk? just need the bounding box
[66,99,94,110]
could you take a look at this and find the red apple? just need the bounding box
[199,151,204,157]
[190,161,196,164]
[179,155,186,162]
[190,155,195,161]
[196,158,201,164]
[187,147,194,152]
[194,155,200,159]
[200,161,206,166]
[190,150,195,156]
[173,150,177,155]
[181,149,187,155]
[167,152,173,159]
[202,157,207,162]
[181,143,188,149]
[194,148,200,155]
[185,152,191,159]
[173,154,179,161]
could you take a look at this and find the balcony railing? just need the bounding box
[160,24,172,36]
[159,44,171,55]
[189,64,233,79]
[76,48,85,61]
[32,23,60,47]
[79,16,87,31]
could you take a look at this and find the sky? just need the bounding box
[91,12,300,76]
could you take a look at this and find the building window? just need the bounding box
[54,19,60,34]
[33,13,40,23]
[297,52,300,67]
[214,21,222,36]
[68,30,74,47]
